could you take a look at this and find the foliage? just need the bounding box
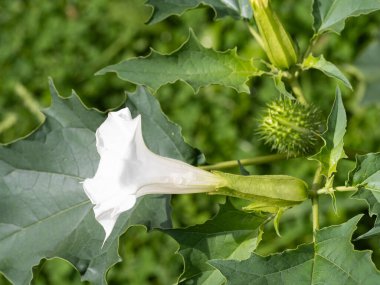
[1,0,380,284]
[211,216,380,285]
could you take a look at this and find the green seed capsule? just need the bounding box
[250,0,297,69]
[211,171,309,208]
[257,98,323,157]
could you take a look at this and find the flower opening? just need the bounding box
[83,107,224,241]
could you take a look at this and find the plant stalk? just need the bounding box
[199,153,288,171]
[302,34,320,59]
[289,77,307,105]
[311,166,322,242]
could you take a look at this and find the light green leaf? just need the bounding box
[211,215,380,284]
[348,153,380,239]
[273,75,294,99]
[301,54,352,89]
[348,153,380,192]
[145,0,252,24]
[310,87,347,179]
[312,0,380,35]
[355,39,380,105]
[97,30,261,94]
[164,200,268,285]
[0,82,200,284]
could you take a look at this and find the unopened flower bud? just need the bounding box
[250,0,298,69]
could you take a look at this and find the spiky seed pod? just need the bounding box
[257,99,323,157]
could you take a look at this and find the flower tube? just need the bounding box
[83,108,225,241]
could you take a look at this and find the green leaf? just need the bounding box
[273,75,294,99]
[312,0,380,35]
[164,200,268,285]
[145,0,252,24]
[355,39,380,105]
[125,86,204,165]
[301,54,352,89]
[348,153,380,192]
[210,215,380,284]
[348,153,380,239]
[310,87,347,180]
[0,82,199,284]
[97,30,261,94]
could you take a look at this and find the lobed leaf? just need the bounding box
[211,215,380,284]
[164,200,268,285]
[145,0,252,24]
[301,54,352,89]
[0,82,199,284]
[97,30,261,94]
[312,0,380,35]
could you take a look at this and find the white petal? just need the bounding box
[83,107,224,242]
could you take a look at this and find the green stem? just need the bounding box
[289,77,307,105]
[317,186,358,194]
[311,166,322,241]
[247,24,265,50]
[199,153,288,171]
[302,34,320,59]
[14,83,44,123]
[335,186,358,192]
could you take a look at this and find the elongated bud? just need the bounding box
[250,0,297,69]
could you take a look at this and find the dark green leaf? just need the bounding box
[145,0,252,24]
[348,153,380,239]
[355,39,380,105]
[211,215,380,284]
[310,87,347,180]
[0,81,200,284]
[164,200,268,285]
[301,54,352,89]
[97,30,261,94]
[126,86,204,165]
[312,0,380,34]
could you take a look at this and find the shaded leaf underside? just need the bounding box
[348,153,380,239]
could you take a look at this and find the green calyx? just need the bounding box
[211,171,309,211]
[250,0,297,69]
[257,98,323,157]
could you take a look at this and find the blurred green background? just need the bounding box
[1,0,380,284]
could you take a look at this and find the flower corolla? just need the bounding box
[83,107,224,241]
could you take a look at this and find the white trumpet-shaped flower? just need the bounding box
[83,107,224,241]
